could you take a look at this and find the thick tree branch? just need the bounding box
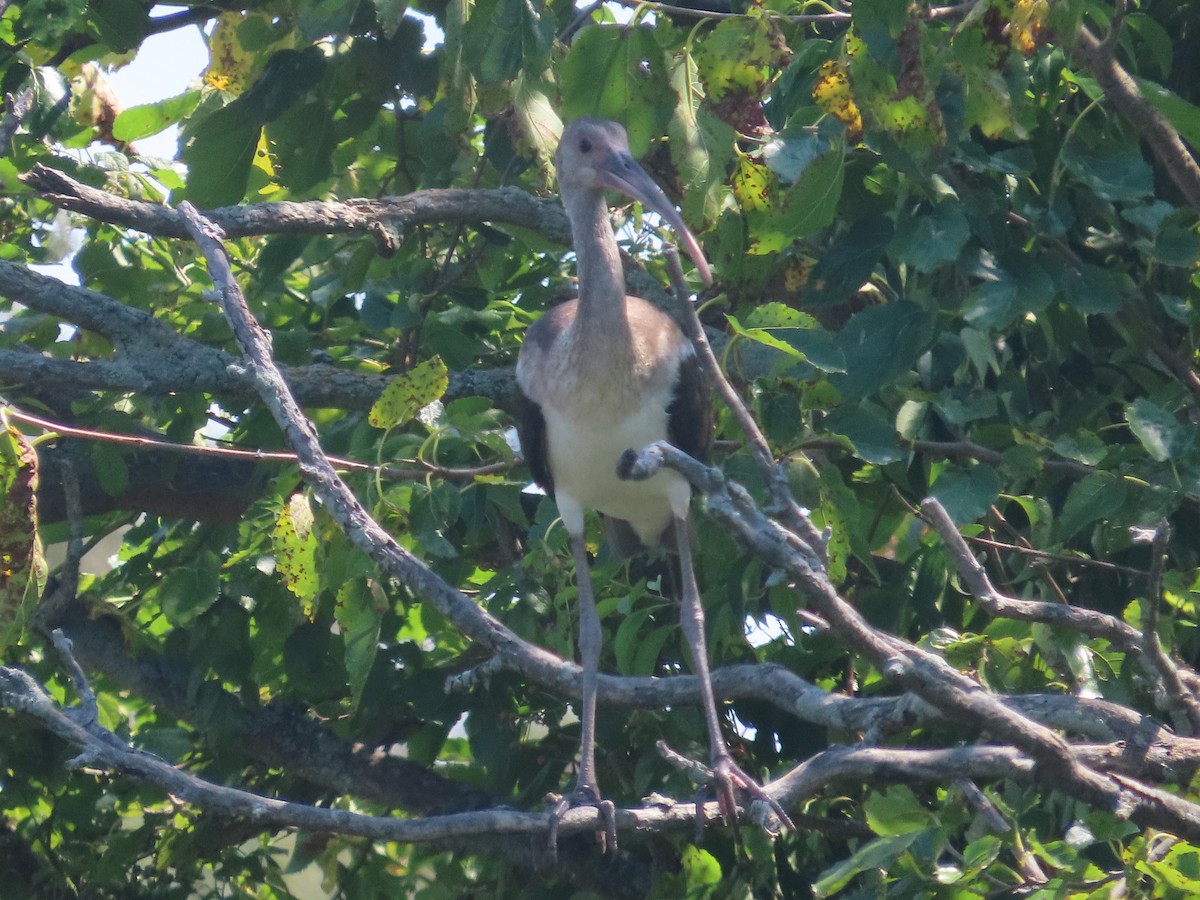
[21,164,572,243]
[620,440,1200,841]
[0,262,517,412]
[5,639,1192,857]
[921,499,1200,701]
[1070,24,1200,213]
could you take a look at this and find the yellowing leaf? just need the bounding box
[274,492,319,618]
[0,425,45,652]
[1011,0,1048,56]
[812,60,862,143]
[369,357,450,430]
[732,158,774,213]
[251,129,275,178]
[206,12,261,95]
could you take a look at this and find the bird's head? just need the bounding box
[556,118,712,286]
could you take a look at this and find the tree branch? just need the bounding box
[20,164,572,244]
[1070,24,1200,213]
[619,440,1200,841]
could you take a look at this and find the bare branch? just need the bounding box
[7,404,511,484]
[921,498,1200,699]
[1070,24,1200,213]
[4,644,1192,856]
[0,263,516,412]
[21,164,571,243]
[663,247,827,559]
[619,443,1200,841]
[1131,521,1200,734]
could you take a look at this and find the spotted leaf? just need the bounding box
[369,357,450,430]
[274,492,320,618]
[0,425,45,652]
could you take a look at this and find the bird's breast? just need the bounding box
[541,398,691,545]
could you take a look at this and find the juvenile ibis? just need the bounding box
[516,118,792,850]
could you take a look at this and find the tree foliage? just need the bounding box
[5,0,1200,896]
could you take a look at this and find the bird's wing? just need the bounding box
[666,350,713,466]
[515,302,576,496]
[516,392,554,496]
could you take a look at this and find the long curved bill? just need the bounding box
[595,153,713,287]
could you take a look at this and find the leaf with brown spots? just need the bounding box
[369,357,450,431]
[0,425,45,652]
[813,60,863,143]
[273,492,320,619]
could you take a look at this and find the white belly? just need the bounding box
[542,403,691,544]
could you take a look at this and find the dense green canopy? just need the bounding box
[5,0,1200,896]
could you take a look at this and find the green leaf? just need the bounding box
[694,16,782,106]
[681,845,722,889]
[1057,264,1122,314]
[813,831,922,897]
[273,493,320,617]
[374,0,409,38]
[930,466,1002,525]
[806,216,894,309]
[1127,398,1188,462]
[91,442,129,498]
[614,606,653,675]
[891,204,970,273]
[1135,77,1200,149]
[112,91,202,142]
[1126,14,1174,78]
[560,26,672,154]
[964,277,1018,330]
[780,149,845,240]
[728,314,807,362]
[1053,432,1108,466]
[1061,139,1154,202]
[0,426,45,652]
[465,0,556,83]
[1056,473,1127,542]
[864,786,933,836]
[336,579,384,710]
[670,78,736,226]
[1153,227,1200,267]
[154,550,221,628]
[633,624,674,678]
[88,0,148,52]
[369,357,450,430]
[962,834,1003,872]
[181,103,262,207]
[830,301,935,400]
[1122,200,1175,233]
[822,404,902,464]
[183,49,326,206]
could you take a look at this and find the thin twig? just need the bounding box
[1132,521,1200,734]
[5,404,512,483]
[32,458,84,631]
[609,0,849,23]
[662,246,826,561]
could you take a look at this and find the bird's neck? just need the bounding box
[569,190,628,337]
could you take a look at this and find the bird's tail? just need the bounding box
[602,515,693,601]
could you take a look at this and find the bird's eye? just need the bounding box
[579,138,592,154]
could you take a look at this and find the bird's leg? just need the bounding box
[547,530,618,859]
[674,515,795,834]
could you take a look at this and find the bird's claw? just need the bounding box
[545,784,618,863]
[704,754,795,836]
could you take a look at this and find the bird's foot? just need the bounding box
[707,753,795,836]
[545,783,618,862]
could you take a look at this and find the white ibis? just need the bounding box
[516,118,793,851]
